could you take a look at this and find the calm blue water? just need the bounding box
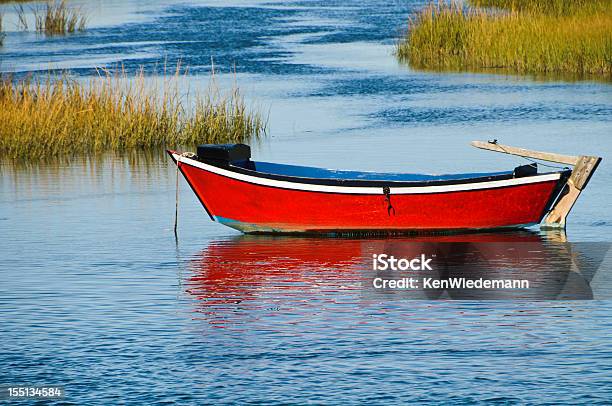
[1,0,612,403]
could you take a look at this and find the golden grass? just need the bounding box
[0,1,87,36]
[0,67,267,161]
[15,4,30,30]
[470,0,611,15]
[33,0,86,35]
[397,1,612,79]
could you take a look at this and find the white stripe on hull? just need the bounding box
[174,154,562,195]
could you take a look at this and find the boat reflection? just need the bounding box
[185,231,608,311]
[186,234,365,308]
[363,234,605,301]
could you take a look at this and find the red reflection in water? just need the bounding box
[185,231,571,306]
[184,231,597,327]
[186,236,365,307]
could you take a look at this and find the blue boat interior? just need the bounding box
[194,144,546,183]
[237,160,515,182]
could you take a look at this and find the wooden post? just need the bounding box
[471,141,601,229]
[542,155,601,228]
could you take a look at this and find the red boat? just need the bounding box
[168,141,600,234]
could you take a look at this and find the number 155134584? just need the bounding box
[1,386,64,399]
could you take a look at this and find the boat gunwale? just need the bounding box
[170,151,570,195]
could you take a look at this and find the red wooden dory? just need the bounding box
[168,141,600,234]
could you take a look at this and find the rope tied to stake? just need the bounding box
[174,152,197,239]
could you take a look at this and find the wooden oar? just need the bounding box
[471,140,579,165]
[471,140,602,229]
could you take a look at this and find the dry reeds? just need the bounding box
[397,1,612,79]
[0,67,267,160]
[470,0,611,16]
[15,4,29,30]
[33,0,86,35]
[0,1,87,37]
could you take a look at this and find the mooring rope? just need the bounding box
[174,157,180,238]
[174,152,197,239]
[488,139,568,170]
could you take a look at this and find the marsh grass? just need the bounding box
[15,4,29,30]
[0,1,86,36]
[397,1,612,79]
[33,0,86,35]
[470,0,611,16]
[0,67,267,161]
